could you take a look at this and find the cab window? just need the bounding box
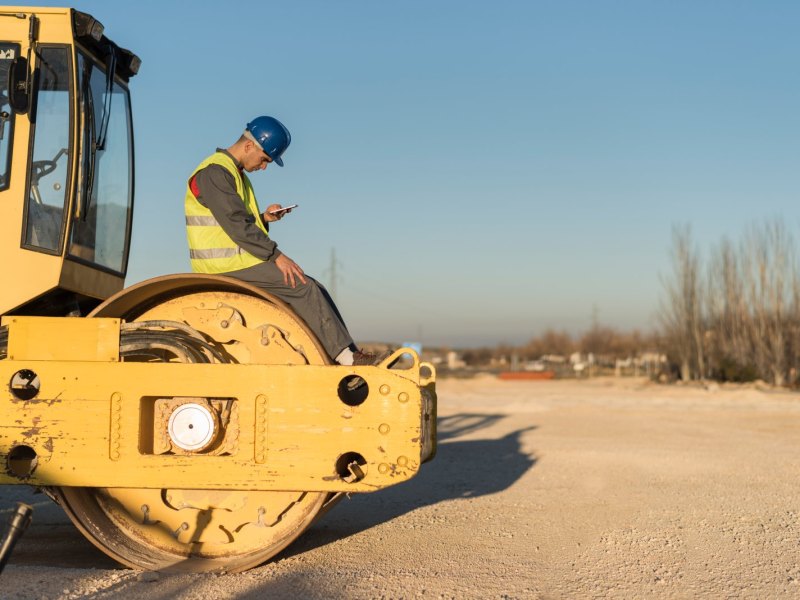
[68,51,133,274]
[23,46,71,252]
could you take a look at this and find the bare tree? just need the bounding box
[530,329,574,358]
[660,225,705,381]
[671,219,799,386]
[706,237,754,380]
[739,220,796,385]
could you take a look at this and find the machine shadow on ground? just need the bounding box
[1,413,537,573]
[284,412,538,557]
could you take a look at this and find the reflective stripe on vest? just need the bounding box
[189,247,244,259]
[185,215,220,226]
[184,152,268,274]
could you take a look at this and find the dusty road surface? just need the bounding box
[2,375,800,599]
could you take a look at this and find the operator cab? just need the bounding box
[0,7,139,316]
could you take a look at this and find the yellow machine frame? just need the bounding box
[1,315,436,492]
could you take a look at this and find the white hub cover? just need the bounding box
[167,403,216,451]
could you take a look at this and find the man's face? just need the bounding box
[243,141,273,172]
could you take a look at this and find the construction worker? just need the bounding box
[185,115,377,366]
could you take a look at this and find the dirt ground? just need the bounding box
[2,375,800,599]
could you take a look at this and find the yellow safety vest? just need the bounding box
[184,152,268,274]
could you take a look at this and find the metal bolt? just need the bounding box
[379,385,390,395]
[379,423,390,434]
[172,522,189,538]
[397,455,408,467]
[378,463,389,474]
[398,392,409,403]
[220,320,229,329]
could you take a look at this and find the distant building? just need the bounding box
[447,351,466,369]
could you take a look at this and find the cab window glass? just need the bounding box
[0,43,21,191]
[69,52,133,274]
[24,46,71,252]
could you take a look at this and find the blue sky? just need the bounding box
[26,1,800,347]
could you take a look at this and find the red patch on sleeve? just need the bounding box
[189,175,201,198]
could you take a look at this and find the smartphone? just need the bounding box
[268,204,298,215]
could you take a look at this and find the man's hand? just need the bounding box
[275,254,307,288]
[263,203,293,222]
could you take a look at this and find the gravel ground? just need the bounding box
[1,375,799,598]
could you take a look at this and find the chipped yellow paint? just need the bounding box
[0,318,433,492]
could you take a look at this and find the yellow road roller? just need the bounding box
[0,7,436,572]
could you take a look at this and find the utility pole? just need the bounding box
[325,248,341,302]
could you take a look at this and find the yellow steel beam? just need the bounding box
[0,317,435,492]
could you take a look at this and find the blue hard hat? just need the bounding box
[246,116,291,167]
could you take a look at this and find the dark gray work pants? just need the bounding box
[226,261,354,360]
